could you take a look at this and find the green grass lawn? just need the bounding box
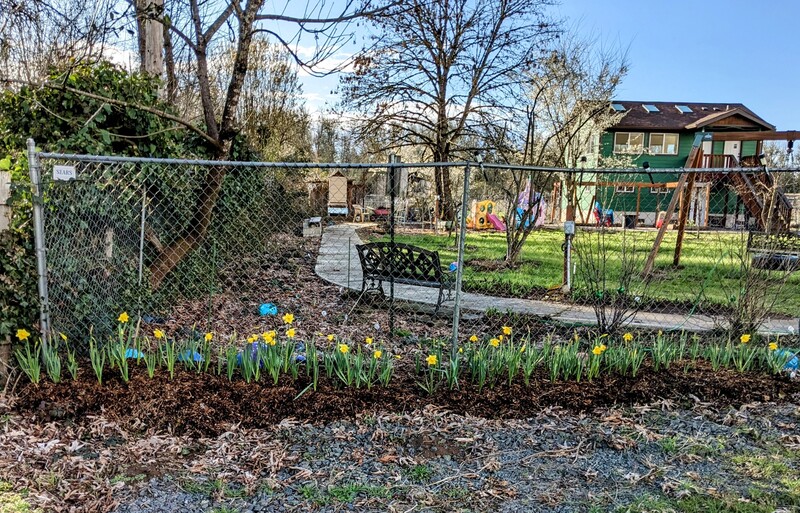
[377,228,800,317]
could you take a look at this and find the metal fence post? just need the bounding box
[388,154,398,343]
[451,163,471,357]
[27,138,51,343]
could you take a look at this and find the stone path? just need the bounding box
[315,223,798,334]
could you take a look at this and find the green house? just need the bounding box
[594,101,775,229]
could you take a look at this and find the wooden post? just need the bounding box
[136,0,164,76]
[635,186,641,227]
[673,173,696,266]
[642,173,688,276]
[0,170,9,231]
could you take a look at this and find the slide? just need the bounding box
[487,213,506,231]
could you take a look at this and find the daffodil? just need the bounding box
[520,345,526,353]
[769,342,778,351]
[339,343,350,354]
[498,335,504,342]
[489,338,500,347]
[365,337,373,345]
[154,329,165,339]
[59,332,67,341]
[327,334,335,342]
[394,355,401,360]
[247,334,258,343]
[204,332,213,342]
[469,334,478,343]
[282,313,294,325]
[592,345,604,356]
[263,330,277,346]
[16,328,30,341]
[740,333,751,344]
[426,354,438,366]
[502,326,512,336]
[286,328,296,339]
[623,332,633,342]
[373,350,382,359]
[118,312,129,323]
[458,347,464,353]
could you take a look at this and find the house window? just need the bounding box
[649,133,679,155]
[650,187,670,194]
[613,132,644,154]
[615,186,635,194]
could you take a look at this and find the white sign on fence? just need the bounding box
[53,165,77,181]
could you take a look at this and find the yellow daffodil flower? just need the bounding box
[204,332,213,342]
[59,332,67,341]
[373,350,382,359]
[339,343,350,354]
[118,312,129,323]
[489,338,500,347]
[469,334,478,343]
[365,337,373,345]
[16,328,30,341]
[502,326,512,336]
[426,354,438,366]
[286,328,296,339]
[769,342,778,351]
[154,329,165,340]
[282,313,294,325]
[327,334,335,342]
[592,345,604,356]
[623,332,633,342]
[740,334,751,344]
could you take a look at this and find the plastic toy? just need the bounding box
[259,303,278,316]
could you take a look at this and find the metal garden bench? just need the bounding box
[355,242,455,313]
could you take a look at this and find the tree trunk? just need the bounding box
[163,20,177,102]
[149,166,226,288]
[147,0,263,289]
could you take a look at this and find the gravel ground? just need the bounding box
[105,402,800,513]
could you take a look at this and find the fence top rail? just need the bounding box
[36,152,467,169]
[35,151,800,175]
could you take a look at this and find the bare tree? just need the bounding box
[213,38,312,161]
[340,0,560,221]
[0,0,125,83]
[483,35,627,265]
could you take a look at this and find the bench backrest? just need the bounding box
[356,242,444,283]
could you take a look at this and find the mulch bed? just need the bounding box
[14,361,800,437]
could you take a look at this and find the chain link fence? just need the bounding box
[28,145,800,350]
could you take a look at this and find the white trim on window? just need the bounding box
[648,133,679,155]
[615,186,635,194]
[650,187,670,194]
[613,132,645,154]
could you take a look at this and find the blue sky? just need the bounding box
[302,0,800,131]
[542,0,799,130]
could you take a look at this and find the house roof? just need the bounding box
[609,101,775,131]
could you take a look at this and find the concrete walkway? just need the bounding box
[315,223,798,335]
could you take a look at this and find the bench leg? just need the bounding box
[434,286,444,316]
